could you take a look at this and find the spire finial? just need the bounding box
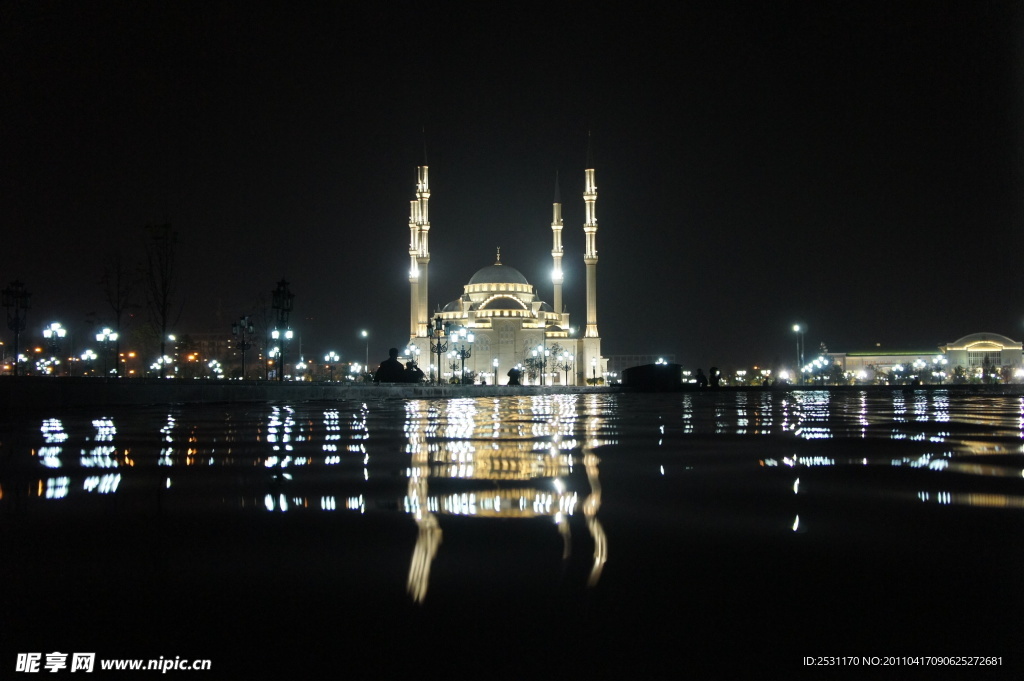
[495,246,501,265]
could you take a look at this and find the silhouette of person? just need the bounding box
[696,369,708,388]
[506,367,522,386]
[374,348,405,383]
[403,361,425,383]
[709,367,721,388]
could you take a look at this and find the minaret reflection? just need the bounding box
[404,394,610,603]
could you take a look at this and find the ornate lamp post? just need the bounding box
[271,329,293,380]
[532,344,549,385]
[492,357,499,386]
[406,343,421,374]
[232,315,256,380]
[3,280,30,377]
[453,327,474,384]
[43,322,67,376]
[429,317,450,385]
[554,351,574,385]
[271,279,295,382]
[80,349,97,377]
[591,357,597,383]
[447,350,461,383]
[96,327,119,377]
[324,351,340,381]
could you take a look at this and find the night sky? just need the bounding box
[3,2,1022,369]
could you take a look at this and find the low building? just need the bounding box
[940,332,1023,371]
[828,332,1023,383]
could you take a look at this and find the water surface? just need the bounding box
[2,390,1021,676]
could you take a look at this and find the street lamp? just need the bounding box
[361,330,369,369]
[3,280,31,377]
[43,322,67,376]
[429,317,450,385]
[95,327,119,376]
[447,350,460,383]
[407,344,421,365]
[452,328,474,384]
[591,357,597,382]
[792,324,805,383]
[492,357,499,385]
[271,329,294,380]
[232,315,256,380]
[271,279,295,382]
[553,351,574,385]
[324,351,340,381]
[80,349,97,377]
[531,344,549,385]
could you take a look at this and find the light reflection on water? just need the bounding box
[4,389,1024,601]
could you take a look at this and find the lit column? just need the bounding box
[583,163,599,339]
[409,196,420,338]
[551,174,564,317]
[793,324,805,382]
[416,165,431,338]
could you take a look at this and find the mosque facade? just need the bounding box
[405,165,606,385]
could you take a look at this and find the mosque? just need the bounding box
[405,165,606,385]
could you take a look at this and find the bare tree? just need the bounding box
[143,224,180,378]
[99,250,139,377]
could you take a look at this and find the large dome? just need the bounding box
[468,263,530,285]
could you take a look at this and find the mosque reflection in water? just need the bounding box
[9,389,1024,601]
[11,394,613,603]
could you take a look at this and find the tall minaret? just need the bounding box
[416,165,431,337]
[583,161,599,338]
[408,165,431,338]
[551,173,564,317]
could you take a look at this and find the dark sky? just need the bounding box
[3,1,1022,369]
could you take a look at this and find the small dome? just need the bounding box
[947,332,1020,349]
[442,298,462,312]
[468,263,530,286]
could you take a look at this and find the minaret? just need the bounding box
[551,173,564,316]
[415,165,430,337]
[408,188,420,338]
[583,163,599,338]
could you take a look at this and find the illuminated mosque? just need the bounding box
[405,164,606,385]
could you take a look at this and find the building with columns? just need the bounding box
[406,165,606,385]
